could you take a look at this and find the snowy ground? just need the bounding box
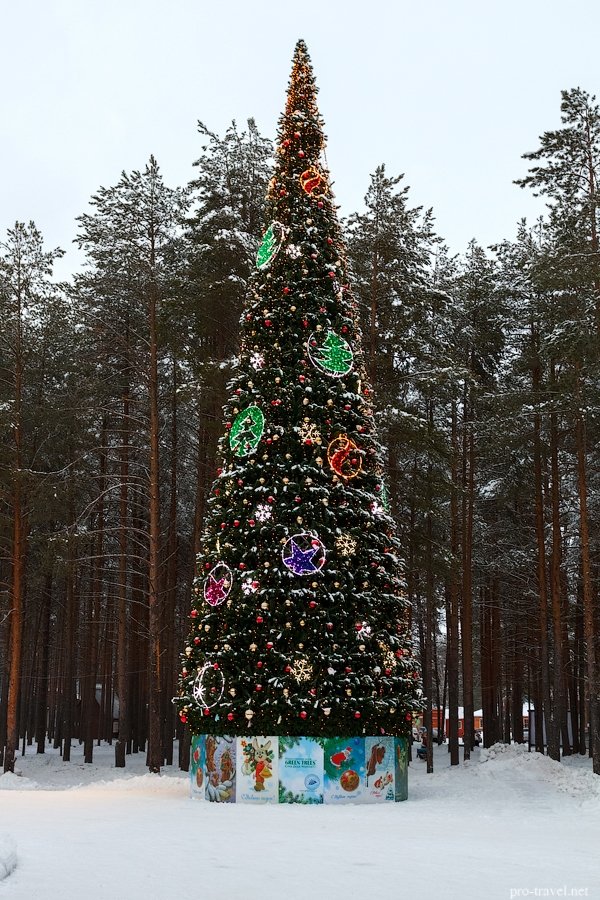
[1,741,599,900]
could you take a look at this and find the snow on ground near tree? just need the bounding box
[1,741,599,899]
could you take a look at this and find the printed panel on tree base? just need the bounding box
[364,736,395,802]
[205,734,236,803]
[323,736,366,804]
[191,735,409,803]
[190,734,206,801]
[394,737,409,802]
[236,736,279,803]
[278,737,324,804]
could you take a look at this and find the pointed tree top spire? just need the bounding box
[284,39,321,128]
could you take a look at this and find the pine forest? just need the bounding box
[3,42,600,783]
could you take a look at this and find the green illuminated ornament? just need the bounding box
[380,482,391,512]
[307,330,353,378]
[229,406,265,457]
[256,221,287,270]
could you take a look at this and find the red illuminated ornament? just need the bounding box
[299,166,327,198]
[203,563,233,607]
[327,434,363,480]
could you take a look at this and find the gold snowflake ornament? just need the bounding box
[379,641,397,670]
[290,656,313,683]
[299,420,322,445]
[335,533,357,556]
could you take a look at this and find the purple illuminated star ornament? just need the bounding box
[203,562,233,607]
[282,533,326,576]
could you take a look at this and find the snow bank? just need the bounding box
[0,772,38,791]
[84,773,187,793]
[0,834,17,882]
[481,742,600,804]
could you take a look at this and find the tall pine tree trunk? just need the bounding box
[531,329,557,759]
[146,267,163,774]
[574,367,600,773]
[4,303,25,774]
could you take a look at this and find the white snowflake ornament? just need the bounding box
[250,352,265,370]
[356,621,372,639]
[242,578,259,595]
[286,243,302,259]
[255,503,273,523]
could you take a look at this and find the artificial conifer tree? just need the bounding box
[176,40,422,740]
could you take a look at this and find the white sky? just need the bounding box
[2,0,599,279]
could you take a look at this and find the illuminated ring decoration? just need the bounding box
[282,533,326,576]
[256,222,287,270]
[299,166,328,198]
[204,562,233,607]
[192,663,225,709]
[327,434,363,480]
[229,406,265,457]
[307,330,353,378]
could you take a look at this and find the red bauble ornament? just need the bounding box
[354,711,361,719]
[300,710,307,719]
[385,668,392,676]
[326,622,333,630]
[309,601,317,609]
[267,496,275,504]
[257,661,263,668]
[298,150,305,158]
[266,641,274,649]
[283,286,291,295]
[233,520,240,527]
[328,271,335,278]
[285,665,292,673]
[191,607,199,615]
[239,562,246,570]
[345,666,352,673]
[220,523,226,530]
[294,495,301,503]
[405,713,412,722]
[227,712,235,721]
[256,616,263,624]
[265,319,272,327]
[341,325,349,333]
[248,519,256,527]
[180,714,187,723]
[255,684,262,691]
[203,708,211,716]
[317,201,323,208]
[327,237,333,244]
[194,637,200,644]
[279,188,286,196]
[294,131,301,139]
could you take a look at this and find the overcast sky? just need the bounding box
[2,0,599,279]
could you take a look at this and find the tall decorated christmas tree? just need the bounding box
[177,41,422,802]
